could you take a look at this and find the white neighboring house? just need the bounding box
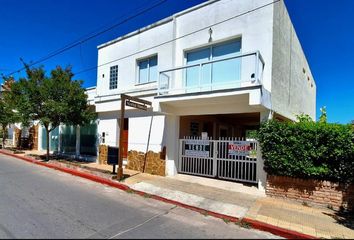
[89,0,316,188]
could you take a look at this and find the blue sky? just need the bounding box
[0,0,353,124]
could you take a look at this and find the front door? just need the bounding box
[122,118,129,158]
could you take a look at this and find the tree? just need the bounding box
[319,106,327,123]
[0,77,18,149]
[9,65,95,160]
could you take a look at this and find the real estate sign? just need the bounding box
[228,141,252,156]
[184,140,210,157]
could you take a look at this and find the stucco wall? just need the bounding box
[97,112,165,152]
[95,0,275,106]
[271,0,316,120]
[128,115,165,153]
[174,0,274,92]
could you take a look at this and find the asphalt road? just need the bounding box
[0,154,280,239]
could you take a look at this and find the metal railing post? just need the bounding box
[198,63,202,92]
[178,139,183,172]
[254,52,259,84]
[213,140,217,177]
[158,73,161,96]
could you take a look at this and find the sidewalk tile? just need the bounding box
[255,215,268,223]
[302,226,316,236]
[277,220,290,229]
[289,223,303,233]
[266,217,278,226]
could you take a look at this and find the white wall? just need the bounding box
[128,115,165,153]
[95,0,274,103]
[271,0,316,120]
[96,20,174,98]
[174,0,274,92]
[97,112,119,147]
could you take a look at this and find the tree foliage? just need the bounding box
[9,65,95,159]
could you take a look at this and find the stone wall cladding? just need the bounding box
[127,150,165,176]
[98,145,108,165]
[98,146,165,177]
[266,175,354,211]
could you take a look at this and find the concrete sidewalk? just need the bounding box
[122,173,354,239]
[2,150,353,239]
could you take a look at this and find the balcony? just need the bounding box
[157,51,264,96]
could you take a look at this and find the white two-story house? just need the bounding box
[90,0,316,186]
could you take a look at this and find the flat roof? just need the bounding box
[97,0,220,49]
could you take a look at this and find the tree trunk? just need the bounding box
[45,126,50,161]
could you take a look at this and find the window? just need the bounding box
[185,39,241,88]
[138,55,158,84]
[109,65,118,89]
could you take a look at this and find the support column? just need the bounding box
[257,110,273,192]
[165,114,179,176]
[75,125,80,158]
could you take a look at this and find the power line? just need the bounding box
[33,0,157,65]
[3,0,168,78]
[74,0,280,76]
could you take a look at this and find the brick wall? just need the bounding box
[266,175,354,211]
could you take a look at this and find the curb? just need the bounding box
[0,150,317,239]
[242,218,317,239]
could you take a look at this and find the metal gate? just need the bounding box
[179,137,259,184]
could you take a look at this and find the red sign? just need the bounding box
[229,144,252,151]
[228,142,252,153]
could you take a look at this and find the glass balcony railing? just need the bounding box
[158,51,265,96]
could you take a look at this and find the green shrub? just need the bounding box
[257,120,354,183]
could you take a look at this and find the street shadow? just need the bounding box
[323,209,354,230]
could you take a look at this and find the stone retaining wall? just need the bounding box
[266,175,354,211]
[98,145,165,176]
[127,150,165,176]
[98,145,108,165]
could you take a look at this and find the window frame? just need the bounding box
[136,55,158,85]
[109,65,118,90]
[183,38,242,88]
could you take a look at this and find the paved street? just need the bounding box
[0,154,280,239]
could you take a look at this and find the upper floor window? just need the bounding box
[185,39,241,88]
[109,65,118,89]
[138,55,158,84]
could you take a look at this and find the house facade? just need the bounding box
[88,0,315,187]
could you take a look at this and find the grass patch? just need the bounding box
[126,189,134,194]
[234,220,251,229]
[222,218,231,224]
[143,193,151,198]
[200,210,209,217]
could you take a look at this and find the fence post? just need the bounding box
[178,139,183,173]
[256,142,267,192]
[212,140,217,177]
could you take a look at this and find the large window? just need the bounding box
[138,55,158,84]
[109,65,118,90]
[185,39,241,89]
